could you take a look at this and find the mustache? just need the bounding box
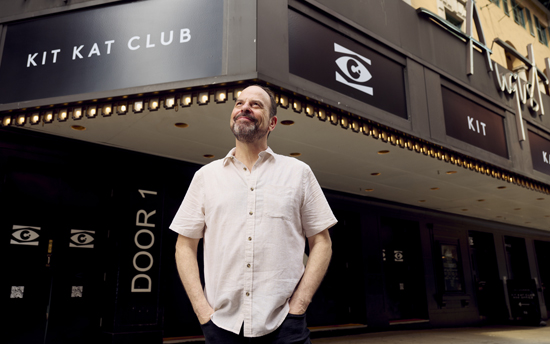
[235,113,257,123]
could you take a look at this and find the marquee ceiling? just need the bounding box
[17,92,550,233]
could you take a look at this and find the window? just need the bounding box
[445,11,463,30]
[512,0,526,28]
[490,0,500,7]
[525,8,535,36]
[503,0,510,16]
[535,16,549,46]
[441,244,464,292]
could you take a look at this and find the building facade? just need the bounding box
[1,0,550,343]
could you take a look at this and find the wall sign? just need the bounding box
[528,130,550,176]
[443,87,508,158]
[0,0,223,104]
[289,10,408,119]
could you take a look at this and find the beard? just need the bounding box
[231,114,269,143]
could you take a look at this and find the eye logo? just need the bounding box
[11,225,40,246]
[334,43,373,96]
[69,229,95,249]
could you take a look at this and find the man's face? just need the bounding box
[230,86,275,143]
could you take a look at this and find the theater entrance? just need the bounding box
[2,160,108,344]
[380,217,428,324]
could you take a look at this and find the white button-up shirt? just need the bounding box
[170,147,337,337]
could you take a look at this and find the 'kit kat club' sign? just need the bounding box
[528,130,550,176]
[442,87,508,159]
[0,0,223,105]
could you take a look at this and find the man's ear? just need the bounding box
[269,116,278,132]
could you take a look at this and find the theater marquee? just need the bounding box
[0,0,223,104]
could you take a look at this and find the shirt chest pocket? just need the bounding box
[263,185,298,220]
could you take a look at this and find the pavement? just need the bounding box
[311,325,550,343]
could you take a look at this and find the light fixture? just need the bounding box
[71,125,86,131]
[390,134,397,145]
[133,100,144,113]
[371,172,381,176]
[372,127,380,139]
[289,152,302,157]
[102,104,113,116]
[148,98,160,111]
[329,113,338,126]
[181,94,192,107]
[351,120,361,133]
[317,109,327,121]
[233,88,243,100]
[44,111,54,123]
[292,100,302,113]
[378,150,390,154]
[174,122,189,128]
[86,105,97,118]
[381,131,388,142]
[305,105,314,117]
[198,92,209,105]
[446,171,457,174]
[16,114,27,126]
[58,109,68,122]
[365,188,374,192]
[117,102,128,115]
[340,116,349,129]
[215,90,227,103]
[2,116,12,126]
[72,107,83,120]
[30,112,41,125]
[280,120,294,126]
[203,154,215,158]
[164,96,176,109]
[279,94,289,108]
[362,123,371,136]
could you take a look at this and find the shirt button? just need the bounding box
[246,292,250,296]
[247,263,251,268]
[243,167,247,171]
[249,211,253,215]
[250,187,254,191]
[248,237,252,241]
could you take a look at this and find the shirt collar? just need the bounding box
[222,147,276,166]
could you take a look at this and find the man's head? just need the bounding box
[230,85,277,143]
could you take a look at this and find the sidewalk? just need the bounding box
[312,325,550,343]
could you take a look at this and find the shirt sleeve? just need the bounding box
[169,170,206,239]
[301,166,338,237]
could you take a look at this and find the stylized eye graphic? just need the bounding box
[70,230,95,248]
[11,226,40,246]
[12,229,40,242]
[335,56,372,83]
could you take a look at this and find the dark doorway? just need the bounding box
[2,160,108,344]
[306,209,366,327]
[504,236,530,281]
[468,231,506,322]
[534,240,550,315]
[380,217,428,322]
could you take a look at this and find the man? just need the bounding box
[171,85,337,343]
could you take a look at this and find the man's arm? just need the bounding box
[175,234,214,324]
[289,228,332,315]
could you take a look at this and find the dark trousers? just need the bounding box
[200,313,311,344]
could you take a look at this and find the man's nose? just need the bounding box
[240,101,251,112]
